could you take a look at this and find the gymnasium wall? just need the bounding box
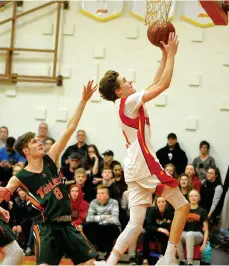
[0,1,229,179]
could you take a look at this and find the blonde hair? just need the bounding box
[165,163,176,177]
[74,168,87,177]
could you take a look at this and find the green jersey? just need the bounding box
[16,155,71,223]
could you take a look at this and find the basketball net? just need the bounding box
[145,0,172,29]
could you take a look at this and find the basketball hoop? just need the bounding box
[145,0,172,29]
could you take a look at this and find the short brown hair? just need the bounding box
[99,70,120,102]
[14,132,35,158]
[74,168,87,177]
[97,185,110,195]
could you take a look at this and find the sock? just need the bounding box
[106,250,120,265]
[164,242,177,261]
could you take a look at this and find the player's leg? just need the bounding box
[0,219,23,265]
[63,223,97,265]
[156,186,190,265]
[1,241,24,265]
[33,224,63,265]
[106,205,147,265]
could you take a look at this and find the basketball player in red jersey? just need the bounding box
[98,33,190,265]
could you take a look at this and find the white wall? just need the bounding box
[0,1,229,179]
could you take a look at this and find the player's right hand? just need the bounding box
[0,207,10,223]
[160,32,179,56]
[0,187,12,202]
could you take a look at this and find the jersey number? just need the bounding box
[53,187,63,200]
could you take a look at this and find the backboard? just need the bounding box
[199,0,229,25]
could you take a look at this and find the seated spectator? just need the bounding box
[177,190,209,265]
[0,137,25,186]
[143,196,174,260]
[165,163,177,178]
[9,188,32,250]
[178,174,192,200]
[60,153,82,181]
[69,184,89,229]
[156,133,188,175]
[61,129,87,168]
[200,167,223,227]
[111,161,127,196]
[101,168,121,201]
[81,144,103,179]
[74,168,96,203]
[193,141,216,182]
[38,122,48,145]
[185,164,201,192]
[44,137,55,153]
[0,126,8,148]
[84,186,121,258]
[102,150,114,169]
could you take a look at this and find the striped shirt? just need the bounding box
[86,198,121,230]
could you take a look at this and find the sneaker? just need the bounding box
[25,247,32,256]
[156,255,178,265]
[94,261,107,265]
[180,261,186,265]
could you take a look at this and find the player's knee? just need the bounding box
[124,222,143,245]
[166,188,190,210]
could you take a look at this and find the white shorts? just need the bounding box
[126,175,184,209]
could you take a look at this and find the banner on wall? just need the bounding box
[181,0,214,27]
[131,0,176,22]
[81,1,123,22]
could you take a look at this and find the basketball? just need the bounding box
[147,22,175,47]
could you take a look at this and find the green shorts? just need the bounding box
[34,222,97,265]
[0,219,15,248]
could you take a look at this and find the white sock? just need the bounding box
[164,242,177,261]
[107,252,119,265]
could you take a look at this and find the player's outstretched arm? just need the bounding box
[48,80,97,163]
[147,48,167,89]
[143,33,179,103]
[0,176,22,203]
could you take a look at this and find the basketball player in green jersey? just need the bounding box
[0,188,23,265]
[0,81,98,265]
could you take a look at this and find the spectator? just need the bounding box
[38,122,48,145]
[185,164,201,192]
[111,161,127,196]
[156,133,188,175]
[200,167,223,227]
[0,137,25,186]
[143,196,174,260]
[177,190,209,265]
[84,186,121,258]
[60,153,82,181]
[81,144,103,178]
[165,163,176,178]
[74,168,96,203]
[103,150,114,169]
[61,129,87,168]
[0,126,8,148]
[101,168,121,202]
[69,184,89,228]
[178,174,192,200]
[193,141,216,182]
[9,188,32,250]
[44,137,55,153]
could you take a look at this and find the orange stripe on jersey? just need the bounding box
[138,119,149,154]
[33,225,41,257]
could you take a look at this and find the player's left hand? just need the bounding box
[200,243,206,253]
[0,207,10,223]
[82,80,97,102]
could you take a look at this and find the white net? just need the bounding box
[145,0,172,28]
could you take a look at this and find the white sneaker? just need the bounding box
[94,260,107,265]
[155,255,178,265]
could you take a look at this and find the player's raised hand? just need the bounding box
[0,187,12,202]
[0,207,10,223]
[82,80,98,102]
[160,32,179,56]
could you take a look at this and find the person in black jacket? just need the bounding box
[156,133,188,175]
[143,196,174,260]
